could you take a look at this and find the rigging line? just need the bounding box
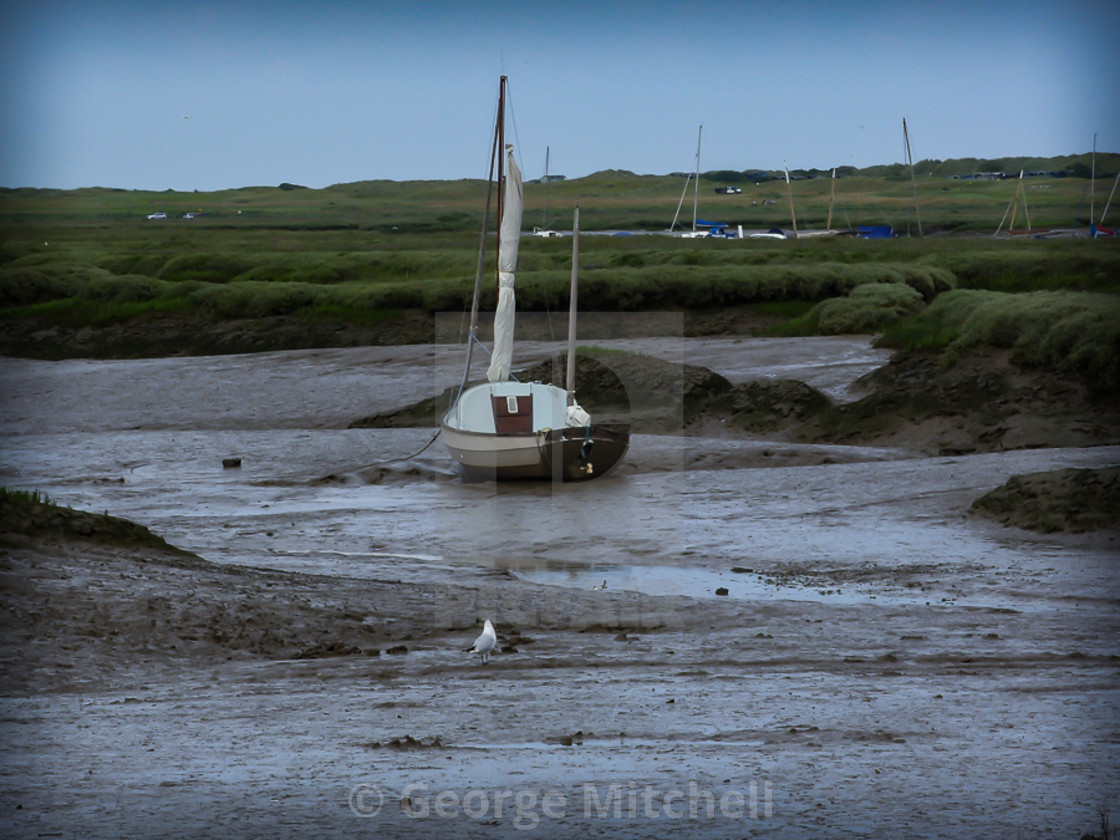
[346,332,495,477]
[479,94,502,179]
[505,81,526,176]
[469,332,492,357]
[670,172,692,231]
[344,429,443,474]
[1100,171,1120,226]
[455,298,469,344]
[462,94,501,386]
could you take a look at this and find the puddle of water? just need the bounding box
[513,563,970,609]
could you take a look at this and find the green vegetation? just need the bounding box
[2,160,1119,390]
[0,254,962,326]
[9,223,1115,327]
[772,281,925,336]
[0,487,56,506]
[879,289,1120,390]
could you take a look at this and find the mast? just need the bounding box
[903,117,923,236]
[1007,172,1021,233]
[486,76,523,385]
[497,76,506,260]
[566,204,580,395]
[692,124,702,232]
[784,163,798,237]
[994,187,1013,237]
[542,145,549,229]
[996,171,1028,236]
[1091,131,1097,234]
[826,167,836,231]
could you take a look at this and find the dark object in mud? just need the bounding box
[365,735,443,750]
[501,630,534,646]
[557,730,585,747]
[222,457,242,469]
[293,641,362,659]
[715,587,730,596]
[383,644,409,655]
[971,466,1120,533]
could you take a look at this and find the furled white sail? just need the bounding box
[486,145,523,383]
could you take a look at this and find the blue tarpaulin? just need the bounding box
[857,225,893,239]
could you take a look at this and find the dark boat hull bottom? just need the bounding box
[457,424,630,482]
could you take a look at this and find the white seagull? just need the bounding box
[466,619,497,664]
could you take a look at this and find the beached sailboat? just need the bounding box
[440,77,630,481]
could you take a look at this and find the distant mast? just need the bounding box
[669,124,703,234]
[784,162,798,237]
[826,167,836,231]
[903,117,923,237]
[689,123,698,234]
[542,145,550,230]
[1091,131,1097,235]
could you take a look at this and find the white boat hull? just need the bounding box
[441,424,545,472]
[441,381,628,481]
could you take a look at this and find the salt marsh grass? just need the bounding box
[879,289,1120,390]
[2,172,1119,385]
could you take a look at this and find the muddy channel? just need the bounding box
[1,335,1118,839]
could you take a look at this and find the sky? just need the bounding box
[1,0,1117,191]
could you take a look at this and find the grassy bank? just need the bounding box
[4,232,1117,320]
[2,172,1119,382]
[0,487,193,553]
[877,289,1120,391]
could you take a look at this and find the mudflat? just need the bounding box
[1,336,1118,839]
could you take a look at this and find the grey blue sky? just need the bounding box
[2,0,1117,191]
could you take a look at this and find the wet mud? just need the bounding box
[1,336,1118,839]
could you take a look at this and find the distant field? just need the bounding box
[1,152,1117,234]
[2,160,1119,377]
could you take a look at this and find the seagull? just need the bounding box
[465,619,497,664]
[592,579,607,591]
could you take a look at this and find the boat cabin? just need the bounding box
[444,381,569,435]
